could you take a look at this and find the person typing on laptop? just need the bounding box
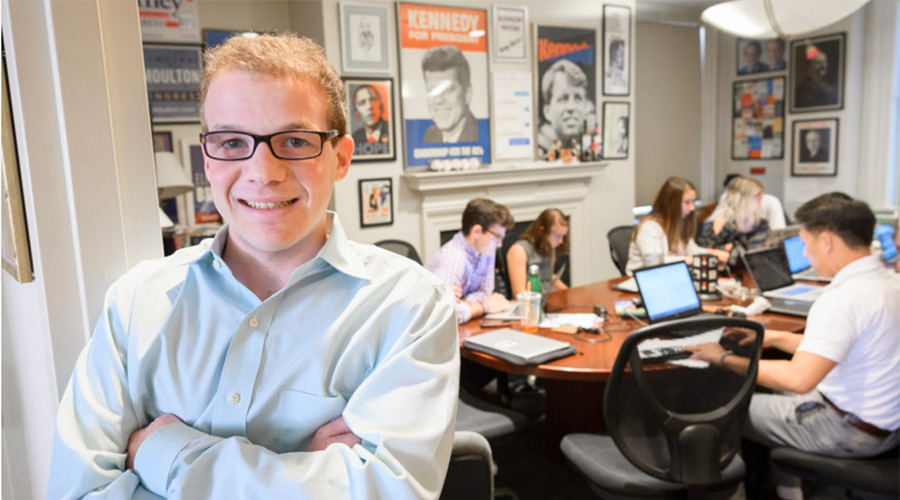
[507,208,570,296]
[687,193,900,500]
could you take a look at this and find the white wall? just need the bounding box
[634,22,701,206]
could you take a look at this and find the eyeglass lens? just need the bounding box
[203,131,324,160]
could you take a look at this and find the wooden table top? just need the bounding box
[458,276,809,383]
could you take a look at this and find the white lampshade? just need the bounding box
[158,207,175,229]
[701,0,869,39]
[155,151,194,199]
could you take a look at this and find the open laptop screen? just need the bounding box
[875,224,898,262]
[742,247,794,292]
[783,235,811,273]
[634,262,701,323]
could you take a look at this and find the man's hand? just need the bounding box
[127,414,182,470]
[307,416,362,452]
[684,342,726,365]
[484,293,509,314]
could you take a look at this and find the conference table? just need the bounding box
[457,276,809,460]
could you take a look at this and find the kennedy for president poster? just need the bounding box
[397,3,491,169]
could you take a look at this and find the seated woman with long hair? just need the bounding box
[625,176,729,275]
[507,208,570,295]
[697,176,770,263]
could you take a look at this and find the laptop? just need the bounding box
[741,247,825,317]
[875,224,899,264]
[462,327,576,365]
[782,235,832,282]
[633,261,713,324]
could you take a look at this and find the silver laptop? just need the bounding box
[741,247,824,317]
[634,261,714,324]
[782,235,832,283]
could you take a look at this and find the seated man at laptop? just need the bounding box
[687,193,900,500]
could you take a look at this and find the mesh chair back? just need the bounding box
[375,239,422,265]
[607,225,634,276]
[604,316,763,485]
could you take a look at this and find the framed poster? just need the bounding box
[359,178,393,227]
[792,118,838,177]
[139,0,201,43]
[397,3,490,169]
[491,67,535,160]
[143,45,202,124]
[535,25,597,160]
[732,77,785,160]
[344,78,395,162]
[602,102,629,160]
[790,33,845,113]
[492,5,528,63]
[737,38,787,75]
[340,2,391,74]
[602,5,630,96]
[182,141,221,225]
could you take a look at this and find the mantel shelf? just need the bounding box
[402,161,607,193]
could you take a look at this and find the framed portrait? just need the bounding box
[736,38,787,76]
[397,3,490,169]
[492,5,528,63]
[358,178,393,228]
[732,77,785,160]
[534,25,597,160]
[602,102,630,160]
[343,78,396,162]
[2,57,33,283]
[792,118,838,177]
[790,33,845,113]
[182,140,221,226]
[602,5,631,96]
[340,2,391,74]
[143,44,202,124]
[152,131,173,152]
[203,29,273,50]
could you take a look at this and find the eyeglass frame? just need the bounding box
[199,129,341,161]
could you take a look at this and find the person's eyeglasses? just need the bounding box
[487,228,505,241]
[199,129,340,161]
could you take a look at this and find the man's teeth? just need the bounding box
[245,200,292,209]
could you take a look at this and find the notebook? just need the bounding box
[462,328,576,365]
[875,224,899,264]
[782,235,832,282]
[633,261,712,324]
[741,247,824,317]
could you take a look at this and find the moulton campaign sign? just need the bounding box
[143,45,202,123]
[397,3,491,169]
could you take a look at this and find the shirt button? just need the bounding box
[248,317,259,328]
[228,392,240,405]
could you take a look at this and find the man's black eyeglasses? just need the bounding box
[199,129,340,161]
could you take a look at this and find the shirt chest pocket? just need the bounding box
[267,390,348,453]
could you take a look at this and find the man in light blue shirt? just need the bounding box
[47,34,459,499]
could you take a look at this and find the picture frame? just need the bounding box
[602,4,631,96]
[790,33,845,113]
[343,77,396,162]
[602,102,630,160]
[181,140,221,226]
[732,76,785,160]
[152,131,173,152]
[358,178,393,228]
[792,118,838,177]
[143,44,203,124]
[340,2,391,74]
[492,5,528,63]
[736,38,787,76]
[2,57,33,283]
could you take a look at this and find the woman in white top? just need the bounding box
[625,176,729,275]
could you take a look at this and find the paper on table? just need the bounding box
[539,313,602,329]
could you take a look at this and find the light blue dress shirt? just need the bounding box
[47,214,460,499]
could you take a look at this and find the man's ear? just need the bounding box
[334,135,353,181]
[469,224,484,238]
[465,84,473,106]
[820,231,834,254]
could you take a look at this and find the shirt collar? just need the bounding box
[453,231,480,260]
[828,254,882,288]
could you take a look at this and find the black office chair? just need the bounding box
[770,446,900,500]
[439,431,494,500]
[374,239,422,265]
[607,225,634,276]
[561,316,764,499]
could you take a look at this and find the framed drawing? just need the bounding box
[602,102,629,160]
[492,5,528,63]
[736,38,787,75]
[602,4,630,96]
[344,78,395,162]
[535,25,597,161]
[397,2,490,169]
[340,2,391,74]
[732,77,785,160]
[152,131,173,152]
[2,57,33,283]
[792,118,838,177]
[143,44,203,124]
[359,178,393,228]
[790,33,845,113]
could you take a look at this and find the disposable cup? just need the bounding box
[517,291,542,333]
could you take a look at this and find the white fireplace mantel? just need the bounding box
[402,161,607,194]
